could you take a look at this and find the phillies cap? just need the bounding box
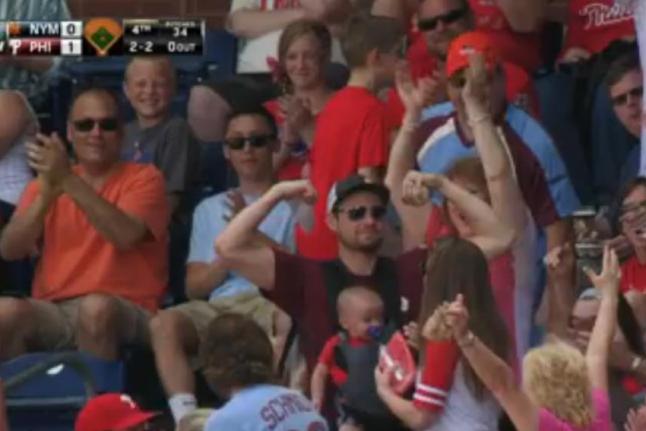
[327,174,390,214]
[75,393,158,431]
[446,31,501,78]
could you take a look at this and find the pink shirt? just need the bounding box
[538,389,612,431]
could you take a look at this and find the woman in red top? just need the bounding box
[561,0,635,63]
[264,19,335,181]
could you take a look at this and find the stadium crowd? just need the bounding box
[3,0,646,430]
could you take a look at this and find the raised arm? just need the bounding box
[215,180,316,290]
[543,244,577,339]
[226,7,306,39]
[385,67,442,250]
[402,171,514,258]
[463,53,527,242]
[583,246,621,392]
[446,294,539,431]
[495,0,545,32]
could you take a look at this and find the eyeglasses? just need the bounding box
[336,205,387,222]
[224,135,275,150]
[611,86,643,106]
[72,117,119,132]
[418,8,468,32]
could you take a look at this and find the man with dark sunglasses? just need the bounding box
[603,51,644,195]
[0,87,169,362]
[149,105,297,425]
[215,174,426,410]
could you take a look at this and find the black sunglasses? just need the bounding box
[418,8,468,32]
[73,117,119,132]
[336,205,387,222]
[612,86,643,106]
[224,135,275,150]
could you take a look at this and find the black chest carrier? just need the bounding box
[321,258,403,418]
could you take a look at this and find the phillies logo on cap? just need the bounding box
[580,2,634,29]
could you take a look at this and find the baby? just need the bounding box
[311,286,398,431]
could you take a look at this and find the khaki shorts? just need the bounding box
[173,291,278,338]
[27,296,151,351]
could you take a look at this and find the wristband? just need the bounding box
[631,356,643,371]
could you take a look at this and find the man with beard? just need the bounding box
[215,175,426,372]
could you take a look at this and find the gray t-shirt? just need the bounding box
[122,116,200,196]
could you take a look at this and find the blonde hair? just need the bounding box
[522,342,594,427]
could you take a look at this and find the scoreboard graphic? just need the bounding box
[0,18,204,56]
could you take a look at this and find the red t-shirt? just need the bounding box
[318,334,370,387]
[563,0,635,56]
[268,248,426,370]
[468,0,541,72]
[263,99,309,181]
[620,256,646,293]
[296,86,389,259]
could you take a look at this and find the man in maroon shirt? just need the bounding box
[216,175,427,370]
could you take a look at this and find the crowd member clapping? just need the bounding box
[0,88,169,362]
[441,245,620,431]
[148,106,294,425]
[264,19,336,180]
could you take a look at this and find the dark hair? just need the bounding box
[278,19,332,93]
[418,237,509,399]
[199,314,275,395]
[605,49,641,90]
[225,105,278,137]
[341,14,405,68]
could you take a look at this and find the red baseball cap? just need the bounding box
[446,31,501,78]
[75,393,158,431]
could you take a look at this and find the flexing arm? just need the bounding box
[446,295,539,431]
[584,247,621,392]
[215,180,316,290]
[385,68,441,250]
[403,172,514,258]
[495,0,545,32]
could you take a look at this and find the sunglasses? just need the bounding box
[612,86,643,106]
[336,205,387,222]
[418,8,468,32]
[72,117,119,132]
[224,135,275,150]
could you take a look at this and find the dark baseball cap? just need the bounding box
[326,174,390,213]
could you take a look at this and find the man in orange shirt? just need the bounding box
[0,88,170,361]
